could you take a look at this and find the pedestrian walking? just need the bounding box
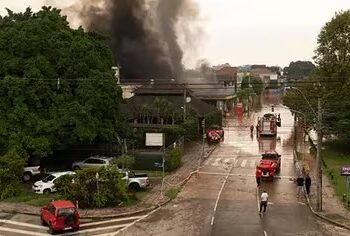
[250,125,254,135]
[296,175,304,197]
[259,190,269,213]
[256,166,262,187]
[305,174,311,195]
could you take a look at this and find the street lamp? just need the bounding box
[290,87,323,211]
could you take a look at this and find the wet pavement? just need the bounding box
[118,90,342,236]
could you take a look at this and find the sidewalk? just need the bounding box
[302,138,350,230]
[0,141,216,219]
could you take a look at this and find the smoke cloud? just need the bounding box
[60,0,200,81]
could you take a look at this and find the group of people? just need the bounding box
[296,174,312,196]
[257,174,312,214]
[250,124,259,136]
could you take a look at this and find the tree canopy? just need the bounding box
[283,61,315,80]
[0,7,128,159]
[283,11,350,140]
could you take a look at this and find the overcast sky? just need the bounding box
[0,0,349,68]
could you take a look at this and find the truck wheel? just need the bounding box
[43,189,51,195]
[22,172,32,182]
[73,166,80,171]
[49,223,56,234]
[41,216,47,226]
[129,183,140,191]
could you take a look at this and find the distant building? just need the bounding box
[215,66,238,90]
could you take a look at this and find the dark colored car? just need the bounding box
[40,200,80,234]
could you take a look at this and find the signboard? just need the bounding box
[341,166,350,176]
[145,133,164,146]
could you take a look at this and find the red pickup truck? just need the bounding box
[40,200,80,234]
[257,151,281,181]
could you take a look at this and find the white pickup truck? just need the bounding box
[23,166,41,182]
[120,170,149,190]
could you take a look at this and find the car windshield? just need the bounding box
[57,208,75,217]
[42,174,55,183]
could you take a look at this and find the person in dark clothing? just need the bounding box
[256,166,262,187]
[296,175,304,197]
[305,174,311,195]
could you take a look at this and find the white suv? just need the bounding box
[23,165,41,182]
[32,171,75,194]
[71,156,115,170]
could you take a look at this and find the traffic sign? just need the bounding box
[341,166,350,176]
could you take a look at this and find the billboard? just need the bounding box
[341,166,350,176]
[145,133,164,146]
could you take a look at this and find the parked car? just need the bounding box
[32,171,75,194]
[71,156,115,170]
[23,165,41,182]
[206,125,224,143]
[120,170,150,190]
[41,200,80,234]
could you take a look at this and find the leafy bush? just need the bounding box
[205,111,222,128]
[165,147,183,171]
[112,155,135,170]
[181,119,198,139]
[55,167,128,208]
[0,149,26,199]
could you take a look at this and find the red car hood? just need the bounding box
[258,160,277,170]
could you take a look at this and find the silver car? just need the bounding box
[71,156,115,170]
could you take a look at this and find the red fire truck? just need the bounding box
[257,113,281,136]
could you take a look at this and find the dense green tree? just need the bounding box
[241,76,263,95]
[283,61,315,79]
[284,11,350,140]
[0,7,128,159]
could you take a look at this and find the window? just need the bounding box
[85,158,99,164]
[57,208,75,217]
[48,205,56,215]
[42,174,55,183]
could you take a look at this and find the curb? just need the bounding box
[304,189,350,231]
[293,140,350,231]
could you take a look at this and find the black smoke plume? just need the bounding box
[74,0,198,81]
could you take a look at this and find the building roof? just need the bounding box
[250,68,273,76]
[215,67,238,76]
[123,85,218,119]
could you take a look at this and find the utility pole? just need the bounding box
[183,87,186,121]
[316,98,322,211]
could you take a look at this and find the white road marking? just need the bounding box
[210,158,221,167]
[250,160,257,168]
[111,206,160,235]
[80,215,145,227]
[256,188,260,212]
[233,159,239,167]
[240,160,247,168]
[57,223,129,236]
[264,230,267,236]
[210,216,214,225]
[0,226,49,236]
[0,219,47,229]
[223,158,232,165]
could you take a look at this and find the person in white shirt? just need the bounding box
[260,190,269,213]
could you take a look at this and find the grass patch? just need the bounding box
[165,187,180,199]
[136,170,168,178]
[4,191,62,206]
[322,148,350,204]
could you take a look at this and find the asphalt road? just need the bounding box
[118,90,341,236]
